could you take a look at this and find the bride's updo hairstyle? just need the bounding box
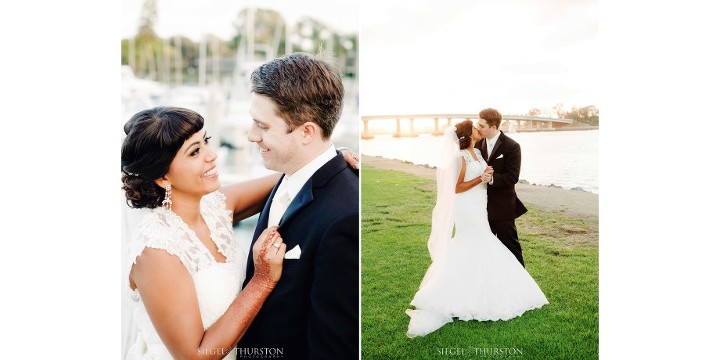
[121,107,204,209]
[455,120,474,150]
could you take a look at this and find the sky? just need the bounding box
[122,0,359,41]
[122,0,597,115]
[360,0,599,115]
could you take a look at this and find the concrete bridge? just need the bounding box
[361,114,574,139]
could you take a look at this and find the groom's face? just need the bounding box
[476,118,492,138]
[247,94,304,174]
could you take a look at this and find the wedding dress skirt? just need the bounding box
[406,150,548,338]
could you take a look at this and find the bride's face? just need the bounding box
[471,125,481,141]
[161,130,221,200]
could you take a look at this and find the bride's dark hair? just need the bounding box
[455,120,473,150]
[121,107,204,209]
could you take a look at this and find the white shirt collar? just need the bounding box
[487,130,501,145]
[279,144,337,201]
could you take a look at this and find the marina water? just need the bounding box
[361,129,598,194]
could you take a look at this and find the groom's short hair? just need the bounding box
[250,52,344,140]
[479,108,502,129]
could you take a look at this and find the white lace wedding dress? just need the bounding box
[122,191,245,359]
[406,149,548,338]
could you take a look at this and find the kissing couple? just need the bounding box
[406,109,548,337]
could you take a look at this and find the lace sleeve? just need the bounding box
[125,212,190,274]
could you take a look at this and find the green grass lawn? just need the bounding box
[361,166,598,359]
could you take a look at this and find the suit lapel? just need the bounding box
[246,175,284,285]
[277,153,348,229]
[278,180,313,227]
[252,175,285,242]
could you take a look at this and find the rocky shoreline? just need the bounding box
[392,160,595,194]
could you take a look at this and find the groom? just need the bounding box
[236,53,359,359]
[475,108,528,266]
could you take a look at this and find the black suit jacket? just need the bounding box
[237,152,359,360]
[475,131,528,221]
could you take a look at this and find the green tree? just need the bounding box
[229,9,357,77]
[137,0,158,40]
[580,105,599,126]
[335,33,358,78]
[168,36,200,83]
[123,0,164,80]
[563,105,600,126]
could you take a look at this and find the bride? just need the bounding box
[406,120,548,338]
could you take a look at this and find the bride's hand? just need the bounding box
[252,226,286,286]
[339,147,360,169]
[484,166,494,175]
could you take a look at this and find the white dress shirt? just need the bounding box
[486,131,501,158]
[267,144,337,226]
[486,131,501,185]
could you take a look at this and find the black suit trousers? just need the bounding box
[489,219,525,267]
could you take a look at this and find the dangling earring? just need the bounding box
[162,183,172,211]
